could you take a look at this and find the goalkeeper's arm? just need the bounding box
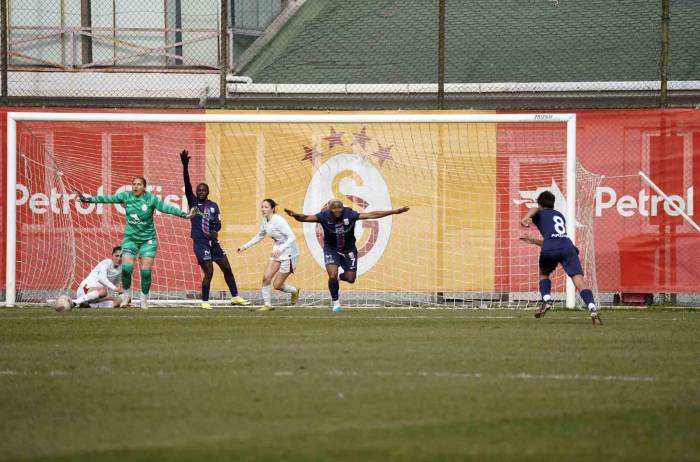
[77,191,125,204]
[151,195,198,219]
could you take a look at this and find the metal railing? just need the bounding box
[0,0,697,109]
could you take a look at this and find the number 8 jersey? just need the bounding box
[532,208,575,251]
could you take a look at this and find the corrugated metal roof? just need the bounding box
[240,0,699,84]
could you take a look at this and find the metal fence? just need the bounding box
[1,0,698,109]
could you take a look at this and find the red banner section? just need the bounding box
[498,109,700,293]
[0,108,206,294]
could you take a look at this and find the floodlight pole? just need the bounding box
[659,0,670,108]
[1,0,8,104]
[219,0,228,108]
[437,0,446,109]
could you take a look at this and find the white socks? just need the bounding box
[262,285,272,305]
[74,290,100,305]
[281,284,296,294]
[588,303,597,312]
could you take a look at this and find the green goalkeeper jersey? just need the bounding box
[87,191,186,242]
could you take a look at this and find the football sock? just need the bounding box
[74,290,100,305]
[328,278,340,301]
[140,269,152,295]
[580,289,595,309]
[202,279,210,302]
[280,284,296,294]
[222,269,239,297]
[262,285,272,305]
[539,279,551,301]
[122,263,134,290]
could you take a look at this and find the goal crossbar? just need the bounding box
[5,112,577,307]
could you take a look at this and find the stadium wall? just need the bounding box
[2,108,699,297]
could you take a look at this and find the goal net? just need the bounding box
[6,112,601,308]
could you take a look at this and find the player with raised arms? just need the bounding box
[69,246,128,309]
[181,150,250,309]
[285,199,409,312]
[520,190,601,325]
[237,198,300,311]
[77,176,198,309]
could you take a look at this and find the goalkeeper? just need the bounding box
[77,176,197,309]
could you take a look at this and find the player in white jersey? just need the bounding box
[238,199,301,311]
[72,246,128,308]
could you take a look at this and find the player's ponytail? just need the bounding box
[263,198,278,212]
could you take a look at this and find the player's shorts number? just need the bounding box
[553,215,567,235]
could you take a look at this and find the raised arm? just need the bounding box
[358,206,410,220]
[77,191,126,204]
[180,149,195,207]
[520,207,540,227]
[284,208,319,223]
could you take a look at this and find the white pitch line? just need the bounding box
[0,368,679,384]
[325,370,664,383]
[0,314,517,321]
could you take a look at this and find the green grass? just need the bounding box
[1,307,698,461]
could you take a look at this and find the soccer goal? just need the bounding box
[5,112,600,308]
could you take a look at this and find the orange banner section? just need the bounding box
[205,111,498,293]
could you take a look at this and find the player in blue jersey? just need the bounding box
[181,150,250,309]
[520,190,601,324]
[285,199,409,312]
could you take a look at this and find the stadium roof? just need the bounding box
[238,0,699,86]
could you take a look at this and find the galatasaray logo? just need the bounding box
[303,150,393,276]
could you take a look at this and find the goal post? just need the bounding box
[5,111,583,308]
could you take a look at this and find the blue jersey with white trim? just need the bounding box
[316,207,360,253]
[185,191,221,241]
[532,208,574,251]
[183,162,221,241]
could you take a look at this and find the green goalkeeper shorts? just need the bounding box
[122,237,158,258]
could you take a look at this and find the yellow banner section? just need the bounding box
[204,111,497,293]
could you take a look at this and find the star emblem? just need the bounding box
[301,145,321,163]
[372,143,393,166]
[323,127,345,149]
[352,127,370,149]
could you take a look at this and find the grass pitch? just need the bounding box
[1,307,698,461]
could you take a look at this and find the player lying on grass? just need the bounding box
[70,246,129,309]
[181,150,250,310]
[77,176,198,309]
[285,199,409,312]
[520,190,601,325]
[238,199,300,312]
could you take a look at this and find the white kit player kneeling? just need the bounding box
[54,246,130,312]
